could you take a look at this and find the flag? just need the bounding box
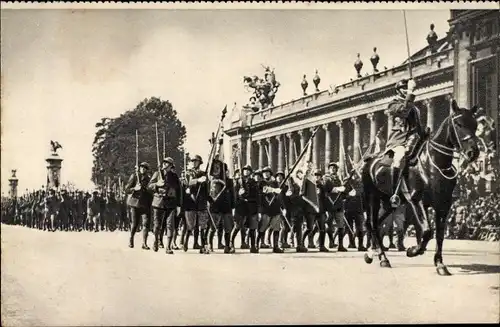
[287,130,320,213]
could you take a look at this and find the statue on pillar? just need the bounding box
[46,140,63,190]
[8,169,18,199]
[427,23,438,53]
[243,65,281,111]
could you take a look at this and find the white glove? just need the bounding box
[335,186,346,193]
[238,188,245,196]
[407,79,416,93]
[156,180,165,187]
[258,213,262,221]
[198,176,207,183]
[185,188,191,195]
[348,189,356,197]
[231,208,236,217]
[133,184,141,191]
[176,207,181,216]
[286,190,292,197]
[281,209,287,217]
[273,188,281,194]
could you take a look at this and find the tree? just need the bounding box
[91,97,187,190]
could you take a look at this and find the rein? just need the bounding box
[424,114,470,180]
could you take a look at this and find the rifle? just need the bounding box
[155,122,163,183]
[194,106,227,201]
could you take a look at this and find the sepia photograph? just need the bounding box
[1,2,499,325]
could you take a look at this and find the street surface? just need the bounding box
[1,224,499,325]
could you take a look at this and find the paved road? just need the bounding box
[1,224,499,325]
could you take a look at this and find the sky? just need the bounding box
[1,8,451,194]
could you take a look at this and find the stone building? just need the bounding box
[225,9,499,175]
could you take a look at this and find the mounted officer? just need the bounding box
[125,162,152,249]
[384,78,426,206]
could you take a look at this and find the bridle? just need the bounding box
[426,112,476,180]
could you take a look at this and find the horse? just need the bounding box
[361,99,480,275]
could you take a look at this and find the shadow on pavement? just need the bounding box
[449,264,500,275]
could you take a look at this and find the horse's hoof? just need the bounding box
[436,265,452,276]
[406,246,420,258]
[364,253,373,264]
[380,259,392,268]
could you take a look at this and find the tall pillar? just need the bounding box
[367,113,377,146]
[246,137,252,167]
[310,127,319,169]
[336,121,345,175]
[286,132,295,170]
[384,110,393,140]
[424,98,435,131]
[298,129,306,152]
[258,139,265,170]
[323,123,331,168]
[46,152,63,190]
[8,170,18,199]
[268,137,275,171]
[277,135,284,173]
[351,116,360,163]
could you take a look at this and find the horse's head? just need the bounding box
[448,99,480,163]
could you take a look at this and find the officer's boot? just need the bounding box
[224,232,231,254]
[327,230,337,248]
[281,230,290,248]
[240,228,250,249]
[296,226,308,253]
[183,231,191,252]
[249,230,259,253]
[397,230,406,251]
[266,230,272,248]
[217,225,224,249]
[193,229,200,249]
[165,236,174,254]
[319,231,329,252]
[337,228,348,252]
[208,229,215,252]
[389,231,396,249]
[308,232,316,249]
[357,234,367,251]
[272,231,284,253]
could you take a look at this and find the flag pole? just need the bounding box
[402,10,413,79]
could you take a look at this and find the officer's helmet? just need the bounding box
[395,79,409,98]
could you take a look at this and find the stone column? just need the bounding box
[310,127,319,169]
[298,129,306,153]
[323,123,331,168]
[8,171,18,199]
[286,132,295,169]
[46,153,63,190]
[424,98,435,131]
[268,137,275,171]
[336,121,345,175]
[246,137,252,167]
[367,113,377,146]
[351,116,360,163]
[277,135,284,173]
[384,110,393,140]
[258,139,265,170]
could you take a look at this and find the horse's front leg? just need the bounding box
[433,205,452,276]
[406,198,432,257]
[364,193,391,268]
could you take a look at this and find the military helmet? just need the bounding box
[163,157,174,165]
[139,162,150,170]
[191,155,203,164]
[328,161,339,169]
[242,165,253,172]
[254,169,263,176]
[262,166,273,175]
[395,79,409,98]
[275,171,285,178]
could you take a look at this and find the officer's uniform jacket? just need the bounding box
[260,177,284,216]
[323,173,347,212]
[385,95,424,151]
[237,175,261,216]
[148,169,181,209]
[45,194,60,216]
[185,167,209,211]
[87,196,101,217]
[125,172,152,209]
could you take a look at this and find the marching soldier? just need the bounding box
[125,162,152,249]
[276,171,292,249]
[59,189,71,231]
[233,165,260,253]
[148,157,182,254]
[287,169,308,252]
[260,167,285,253]
[315,171,330,252]
[208,164,236,253]
[344,172,367,251]
[44,188,60,232]
[323,162,348,252]
[184,155,211,254]
[87,190,101,232]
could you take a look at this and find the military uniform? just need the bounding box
[323,166,348,252]
[87,192,101,232]
[287,173,308,252]
[259,167,285,253]
[344,176,367,251]
[125,163,152,249]
[209,176,236,253]
[148,159,181,254]
[184,155,211,254]
[45,191,60,231]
